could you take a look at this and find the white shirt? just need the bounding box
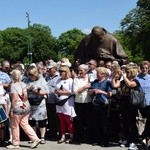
[55,78,76,117]
[87,69,97,82]
[73,75,92,103]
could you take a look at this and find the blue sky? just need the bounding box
[0,0,137,37]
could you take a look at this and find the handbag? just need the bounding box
[28,96,44,105]
[54,95,75,106]
[0,106,7,123]
[136,110,146,135]
[13,100,31,115]
[129,82,146,108]
[92,94,109,106]
[13,83,31,115]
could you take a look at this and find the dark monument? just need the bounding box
[75,26,128,65]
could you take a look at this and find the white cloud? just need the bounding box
[82,28,91,35]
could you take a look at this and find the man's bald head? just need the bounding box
[91,26,106,44]
[92,26,105,37]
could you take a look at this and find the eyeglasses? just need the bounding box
[59,70,66,72]
[88,63,93,66]
[142,67,148,70]
[28,73,34,76]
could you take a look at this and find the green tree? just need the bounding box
[114,30,132,61]
[57,28,85,62]
[1,27,28,63]
[26,24,57,63]
[0,31,4,62]
[0,24,57,64]
[120,0,150,63]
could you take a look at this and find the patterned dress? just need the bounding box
[25,76,49,121]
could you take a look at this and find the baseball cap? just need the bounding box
[29,63,36,67]
[48,62,57,69]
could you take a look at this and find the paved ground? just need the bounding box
[0,131,147,150]
[0,140,147,150]
[0,141,126,150]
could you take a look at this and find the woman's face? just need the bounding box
[78,68,86,77]
[114,73,121,80]
[140,64,149,75]
[126,69,131,78]
[28,72,37,81]
[121,68,126,74]
[59,70,67,79]
[97,71,106,81]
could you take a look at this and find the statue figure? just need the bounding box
[75,26,128,65]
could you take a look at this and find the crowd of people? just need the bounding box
[0,58,150,150]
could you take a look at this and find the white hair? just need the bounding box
[78,64,89,71]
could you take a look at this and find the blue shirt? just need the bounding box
[0,71,11,84]
[91,79,112,100]
[136,73,150,106]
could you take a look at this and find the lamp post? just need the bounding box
[26,12,32,63]
[26,12,30,27]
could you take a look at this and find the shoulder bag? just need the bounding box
[54,95,75,106]
[13,84,31,115]
[91,80,110,106]
[129,80,146,108]
[28,96,44,106]
[92,94,109,107]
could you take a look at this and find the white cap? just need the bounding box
[30,63,36,67]
[20,64,25,70]
[48,62,57,69]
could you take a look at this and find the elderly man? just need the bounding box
[75,26,128,65]
[46,62,60,140]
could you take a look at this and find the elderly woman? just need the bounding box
[112,65,139,150]
[6,69,41,149]
[72,64,92,144]
[55,65,76,144]
[89,67,112,147]
[25,66,49,144]
[136,61,150,147]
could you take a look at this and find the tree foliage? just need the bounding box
[26,24,57,63]
[119,0,150,63]
[0,24,57,64]
[0,28,27,62]
[57,28,85,63]
[0,26,85,64]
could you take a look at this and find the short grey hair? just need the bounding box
[78,64,89,71]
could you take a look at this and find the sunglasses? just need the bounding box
[88,63,93,65]
[28,73,34,76]
[142,67,148,70]
[59,70,66,72]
